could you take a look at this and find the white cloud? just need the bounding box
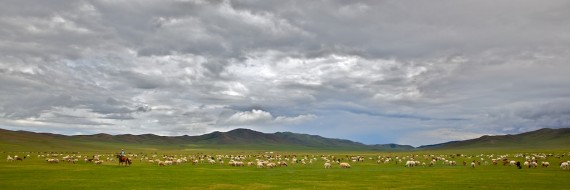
[222,109,273,125]
[220,109,316,127]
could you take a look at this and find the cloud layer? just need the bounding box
[1,0,569,146]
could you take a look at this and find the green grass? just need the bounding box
[1,148,569,189]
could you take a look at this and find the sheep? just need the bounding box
[6,155,14,162]
[405,160,416,167]
[324,162,332,169]
[541,162,550,167]
[339,162,351,168]
[429,160,436,167]
[266,162,276,168]
[529,161,538,168]
[233,160,241,166]
[560,161,569,170]
[257,161,265,168]
[471,161,476,168]
[449,160,457,166]
[95,160,104,165]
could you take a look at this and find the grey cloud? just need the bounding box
[1,0,569,145]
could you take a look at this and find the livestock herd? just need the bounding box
[3,151,570,171]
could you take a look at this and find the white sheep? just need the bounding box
[324,162,332,169]
[449,160,457,166]
[257,161,265,168]
[560,161,569,170]
[266,162,276,168]
[339,162,351,168]
[529,161,538,168]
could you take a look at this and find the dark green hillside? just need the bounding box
[5,127,567,152]
[419,128,570,150]
[0,128,413,151]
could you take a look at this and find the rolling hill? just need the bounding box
[2,127,569,152]
[418,128,570,150]
[0,128,414,151]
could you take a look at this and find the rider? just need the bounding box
[120,149,126,157]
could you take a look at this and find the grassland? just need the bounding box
[1,128,570,189]
[1,146,569,190]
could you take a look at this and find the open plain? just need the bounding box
[2,147,569,189]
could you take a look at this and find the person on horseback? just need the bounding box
[117,149,131,166]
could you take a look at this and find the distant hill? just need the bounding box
[0,128,413,151]
[418,128,570,150]
[2,127,568,152]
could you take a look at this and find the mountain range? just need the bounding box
[418,128,570,150]
[1,127,569,151]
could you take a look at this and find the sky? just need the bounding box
[1,0,569,146]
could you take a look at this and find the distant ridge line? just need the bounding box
[1,127,569,151]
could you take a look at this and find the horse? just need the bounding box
[116,154,132,166]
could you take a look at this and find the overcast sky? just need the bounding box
[1,0,569,146]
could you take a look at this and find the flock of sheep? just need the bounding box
[4,152,570,171]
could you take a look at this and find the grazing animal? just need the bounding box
[502,159,510,166]
[116,154,132,166]
[266,162,276,168]
[515,161,522,169]
[560,162,569,170]
[405,160,416,167]
[339,162,351,168]
[324,162,331,169]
